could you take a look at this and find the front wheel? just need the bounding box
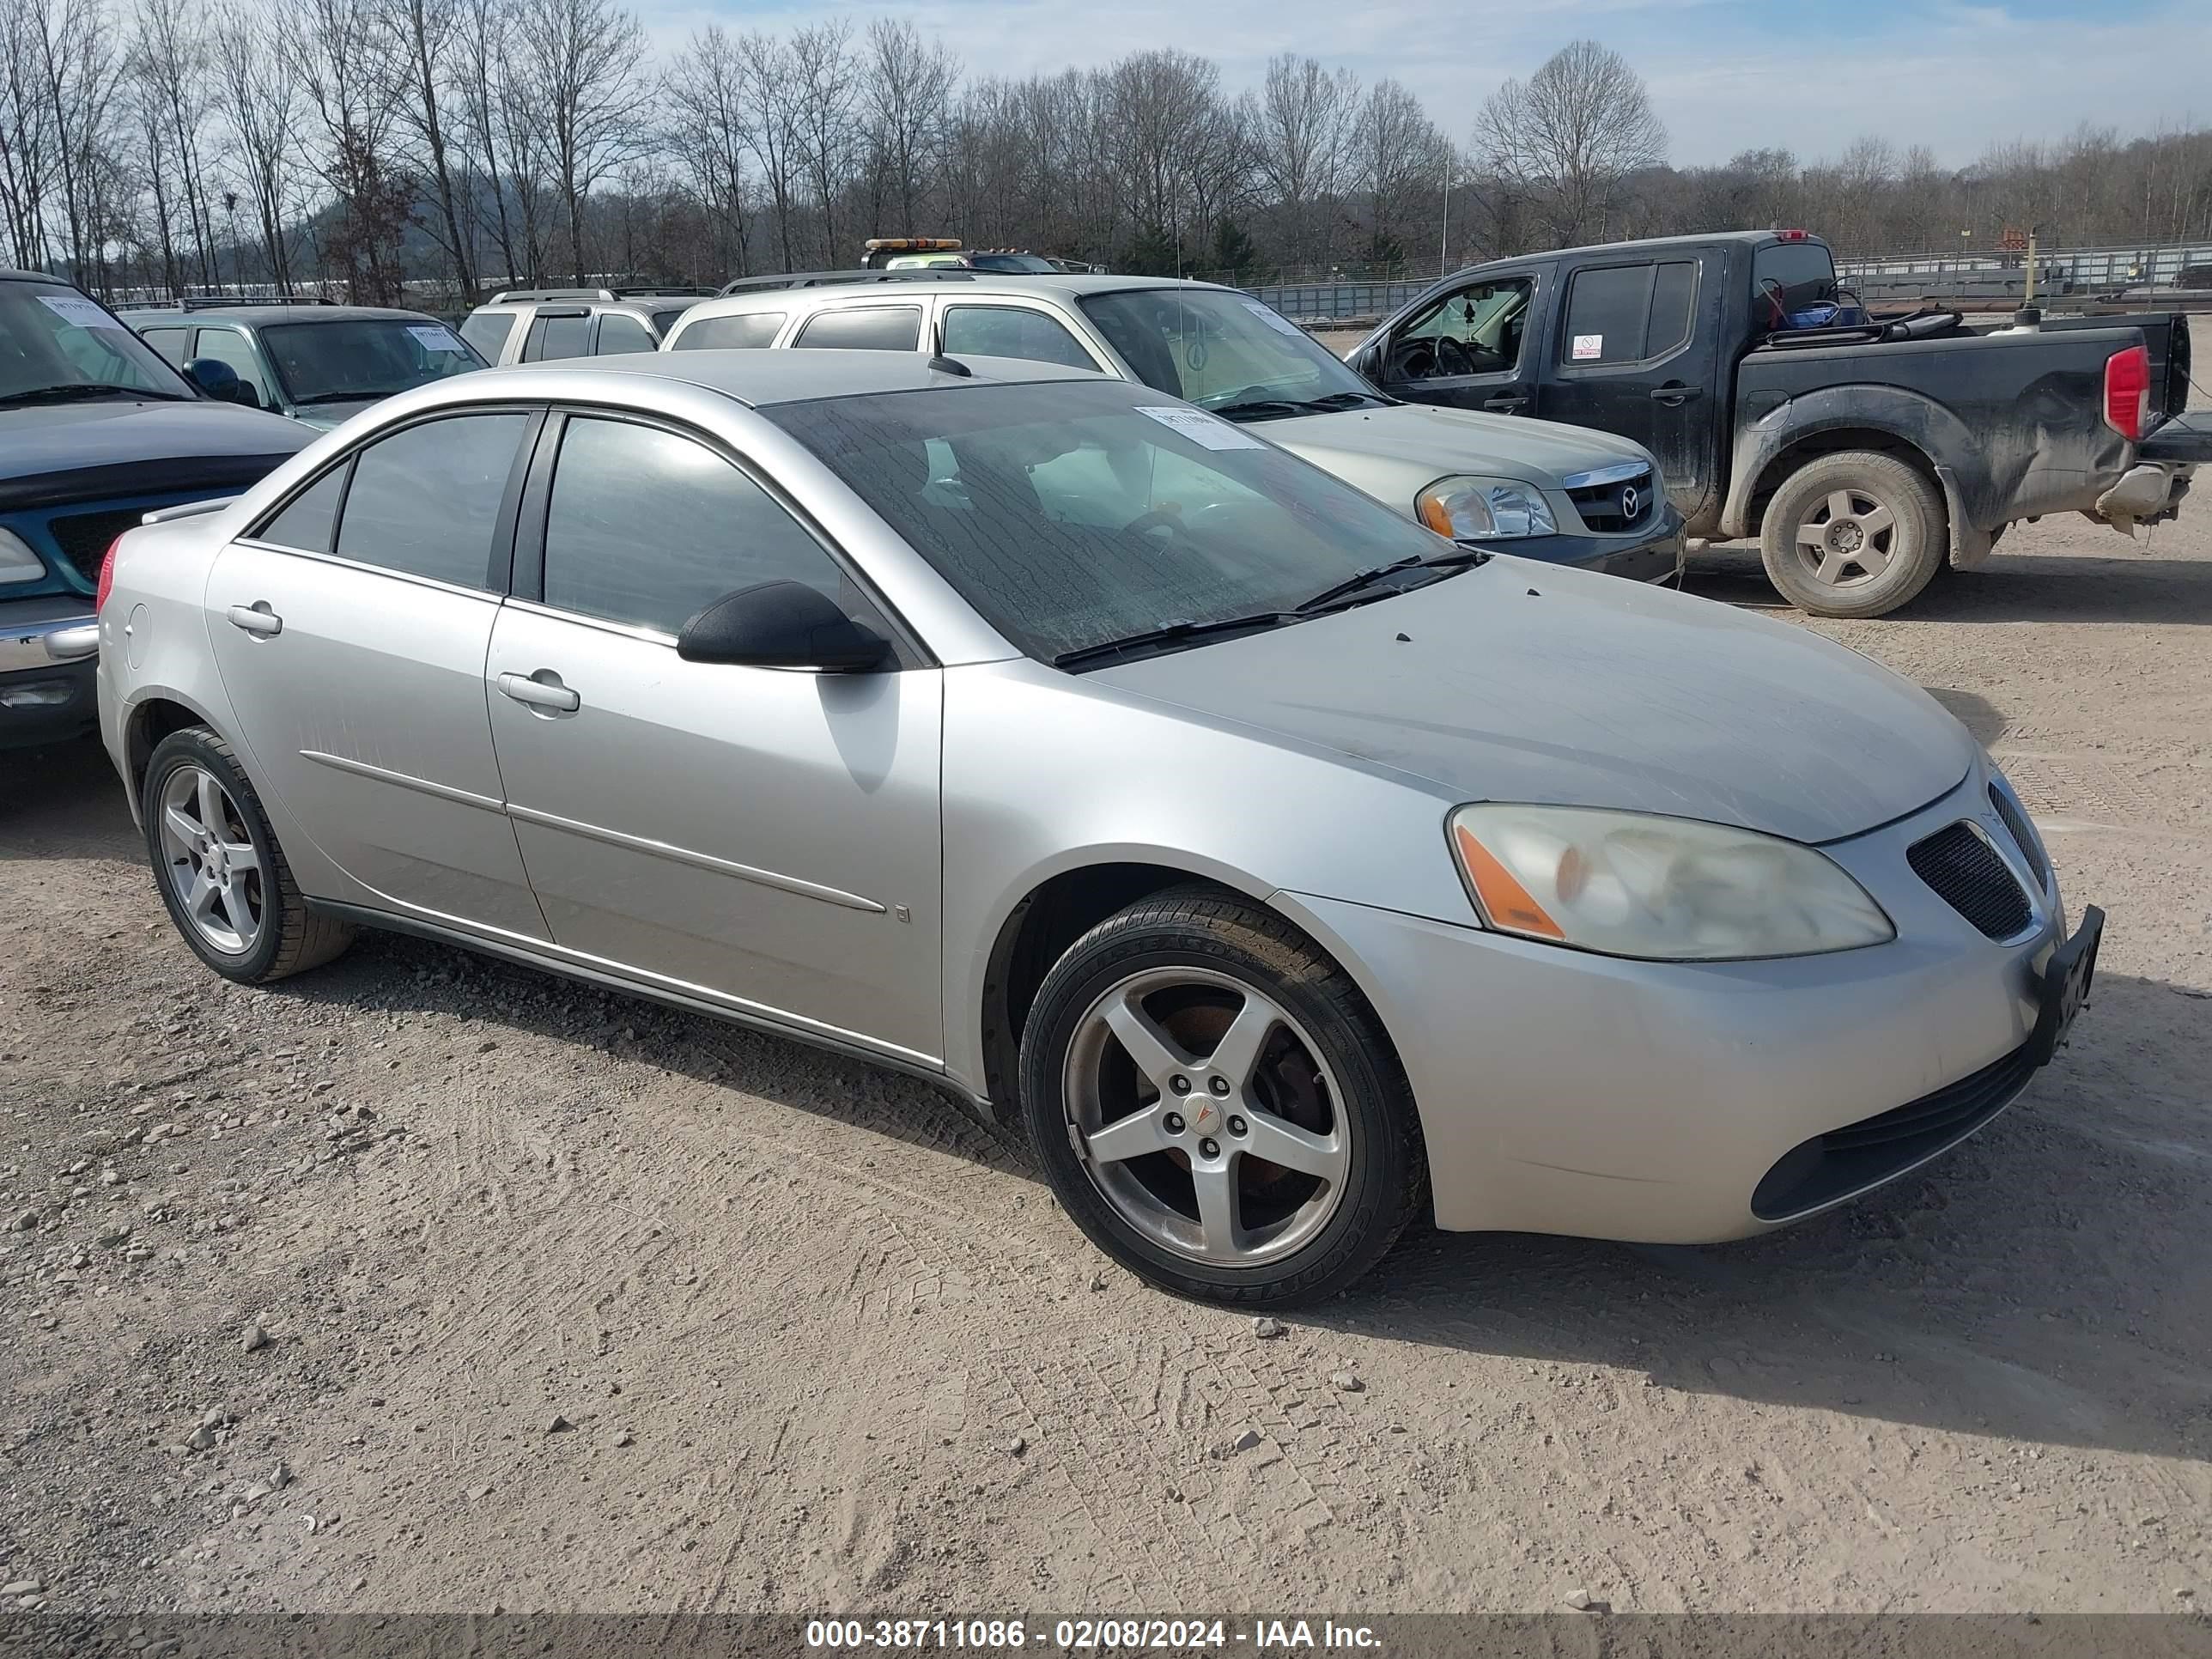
[1759,449,1946,617]
[1018,886,1426,1305]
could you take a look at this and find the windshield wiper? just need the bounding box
[1205,398,1308,422]
[1052,611,1300,671]
[0,382,188,406]
[1294,548,1488,614]
[1294,390,1391,411]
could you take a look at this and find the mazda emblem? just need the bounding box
[1620,484,1640,520]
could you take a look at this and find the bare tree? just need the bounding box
[1473,39,1666,247]
[664,23,754,277]
[1255,53,1356,264]
[734,30,801,271]
[1352,76,1446,264]
[788,20,857,265]
[860,18,954,237]
[512,0,651,282]
[282,0,410,302]
[212,0,303,291]
[385,0,477,298]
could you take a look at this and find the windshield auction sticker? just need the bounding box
[1133,404,1266,450]
[406,325,470,352]
[39,294,125,330]
[1241,300,1308,338]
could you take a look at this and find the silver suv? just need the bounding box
[663,273,1681,580]
[460,287,712,367]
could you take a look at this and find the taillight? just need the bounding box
[94,536,121,613]
[2104,344,2150,441]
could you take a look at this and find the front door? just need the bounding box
[1534,256,1721,522]
[485,410,945,1063]
[205,409,550,939]
[1365,267,1550,417]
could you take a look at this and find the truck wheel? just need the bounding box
[1759,451,1946,618]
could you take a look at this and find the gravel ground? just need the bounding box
[2,491,2209,1619]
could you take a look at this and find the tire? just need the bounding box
[143,726,353,983]
[1017,885,1426,1305]
[1758,449,1946,618]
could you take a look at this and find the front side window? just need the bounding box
[793,306,921,352]
[262,319,481,406]
[942,306,1097,370]
[0,281,194,401]
[766,379,1454,665]
[1079,288,1377,413]
[1394,277,1534,376]
[189,327,273,405]
[460,310,519,362]
[522,312,592,362]
[540,416,845,635]
[672,312,783,350]
[594,313,656,355]
[333,412,528,589]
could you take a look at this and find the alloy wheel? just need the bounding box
[156,763,265,957]
[1795,487,1898,587]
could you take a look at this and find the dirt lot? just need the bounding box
[3,501,2209,1620]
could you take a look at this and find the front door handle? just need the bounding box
[1649,383,1703,405]
[1481,393,1528,413]
[496,671,580,713]
[226,602,282,637]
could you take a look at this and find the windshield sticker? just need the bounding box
[406,325,469,353]
[39,294,125,331]
[1133,404,1267,451]
[1240,300,1306,338]
[1571,333,1602,361]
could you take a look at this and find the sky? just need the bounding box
[637,0,2212,170]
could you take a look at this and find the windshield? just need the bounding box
[969,252,1059,274]
[766,379,1456,665]
[1079,288,1382,417]
[0,281,193,399]
[261,319,483,404]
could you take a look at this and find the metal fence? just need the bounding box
[1242,279,1432,325]
[1837,241,2212,292]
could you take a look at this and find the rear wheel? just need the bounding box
[1018,886,1425,1305]
[143,726,352,982]
[1759,450,1946,617]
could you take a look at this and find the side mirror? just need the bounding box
[184,357,259,409]
[676,580,889,672]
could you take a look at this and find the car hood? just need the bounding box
[1091,559,1974,845]
[0,398,312,510]
[1261,402,1656,494]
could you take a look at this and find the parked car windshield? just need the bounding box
[0,281,193,401]
[766,378,1457,665]
[968,253,1060,274]
[1079,288,1383,418]
[261,319,483,404]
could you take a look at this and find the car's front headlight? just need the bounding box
[1416,476,1556,539]
[0,526,46,585]
[1448,803,1895,961]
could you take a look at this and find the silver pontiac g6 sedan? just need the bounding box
[96,350,2101,1304]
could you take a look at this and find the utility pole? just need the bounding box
[1439,154,1451,276]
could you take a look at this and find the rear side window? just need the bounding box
[793,306,921,352]
[461,310,518,362]
[255,466,349,554]
[942,306,1096,369]
[539,416,845,635]
[1751,240,1838,327]
[333,413,528,590]
[522,312,592,362]
[672,312,783,350]
[594,313,656,355]
[1560,261,1697,366]
[142,326,191,366]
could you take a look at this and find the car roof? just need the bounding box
[120,304,442,327]
[1468,229,1826,266]
[470,295,696,316]
[1,268,75,285]
[685,272,1236,319]
[455,348,1104,408]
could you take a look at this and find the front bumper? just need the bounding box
[1278,770,2075,1242]
[1,600,100,749]
[1474,504,1683,584]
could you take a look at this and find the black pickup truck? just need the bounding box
[1350,230,2207,616]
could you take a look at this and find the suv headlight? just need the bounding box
[0,526,46,584]
[1448,804,1894,960]
[1416,476,1556,539]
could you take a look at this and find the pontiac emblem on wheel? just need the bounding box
[1191,1099,1220,1133]
[1620,484,1640,521]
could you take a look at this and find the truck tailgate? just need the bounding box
[2139,411,2212,467]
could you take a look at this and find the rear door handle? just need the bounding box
[226,602,282,636]
[496,671,580,713]
[1649,383,1703,405]
[1481,393,1528,413]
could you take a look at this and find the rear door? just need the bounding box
[484,409,945,1060]
[1364,264,1553,416]
[1537,254,1722,520]
[206,408,550,939]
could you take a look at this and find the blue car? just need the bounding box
[1,270,309,750]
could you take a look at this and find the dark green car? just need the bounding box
[125,300,485,431]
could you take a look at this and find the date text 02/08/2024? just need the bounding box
[803,1617,1382,1650]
